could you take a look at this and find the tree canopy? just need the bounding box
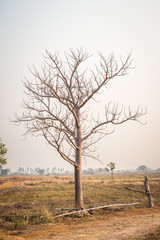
[0,138,7,168]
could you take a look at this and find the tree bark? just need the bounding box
[74,165,83,209]
[74,108,84,209]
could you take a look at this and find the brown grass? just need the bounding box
[0,173,160,239]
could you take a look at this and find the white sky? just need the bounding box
[0,0,160,171]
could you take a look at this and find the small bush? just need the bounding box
[24,182,37,186]
[41,181,53,184]
[14,218,28,229]
[5,215,14,222]
[40,207,53,223]
[69,180,74,184]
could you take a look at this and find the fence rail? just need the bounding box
[124,176,160,207]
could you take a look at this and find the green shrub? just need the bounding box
[68,180,74,184]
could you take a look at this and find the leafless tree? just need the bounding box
[13,48,145,209]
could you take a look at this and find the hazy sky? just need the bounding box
[0,0,160,171]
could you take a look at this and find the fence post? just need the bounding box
[144,176,154,207]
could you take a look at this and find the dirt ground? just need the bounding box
[1,208,160,240]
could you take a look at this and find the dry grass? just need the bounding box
[0,173,160,239]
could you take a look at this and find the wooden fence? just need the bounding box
[124,175,160,207]
[54,176,159,218]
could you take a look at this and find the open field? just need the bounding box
[0,173,160,239]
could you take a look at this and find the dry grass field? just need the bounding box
[0,173,160,239]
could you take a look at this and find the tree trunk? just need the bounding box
[111,171,113,182]
[74,108,84,209]
[74,165,83,209]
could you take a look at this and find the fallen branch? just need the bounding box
[55,208,77,211]
[53,202,140,219]
[124,187,160,196]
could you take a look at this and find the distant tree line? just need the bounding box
[0,164,160,176]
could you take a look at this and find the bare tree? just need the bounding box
[13,48,145,209]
